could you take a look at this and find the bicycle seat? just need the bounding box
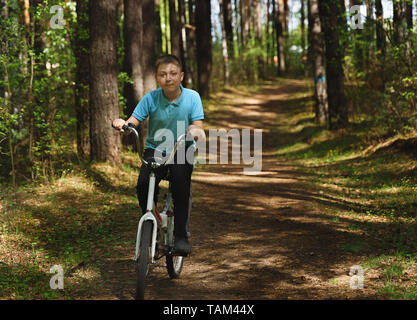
[150,156,167,166]
[144,155,167,168]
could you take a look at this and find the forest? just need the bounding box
[1,0,417,301]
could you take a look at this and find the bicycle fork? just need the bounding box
[135,171,158,263]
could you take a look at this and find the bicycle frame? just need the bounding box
[135,172,158,263]
[123,123,187,264]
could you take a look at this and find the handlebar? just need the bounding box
[122,123,189,169]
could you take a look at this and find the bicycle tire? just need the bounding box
[166,254,184,279]
[135,220,153,300]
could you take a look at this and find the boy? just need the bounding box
[112,55,205,256]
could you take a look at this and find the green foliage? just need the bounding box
[211,39,268,86]
[344,18,417,134]
[285,24,306,75]
[1,1,77,185]
[274,79,417,299]
[0,5,28,184]
[117,72,133,118]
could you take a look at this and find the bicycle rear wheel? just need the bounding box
[166,254,184,279]
[135,220,153,300]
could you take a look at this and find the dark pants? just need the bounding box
[136,148,194,239]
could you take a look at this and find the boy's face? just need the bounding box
[156,63,184,95]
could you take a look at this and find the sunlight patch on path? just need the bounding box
[193,171,298,185]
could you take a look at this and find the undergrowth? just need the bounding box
[275,82,417,299]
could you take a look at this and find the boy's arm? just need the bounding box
[188,120,203,130]
[187,120,205,141]
[112,116,141,133]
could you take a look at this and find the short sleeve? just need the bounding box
[190,91,204,122]
[132,94,151,122]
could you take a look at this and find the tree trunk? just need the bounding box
[186,0,196,88]
[253,0,262,42]
[123,0,144,111]
[318,0,348,129]
[16,0,33,162]
[164,0,170,53]
[222,0,234,59]
[219,0,230,85]
[364,0,374,72]
[74,0,90,160]
[178,0,191,87]
[301,0,306,75]
[393,0,408,45]
[394,0,413,63]
[89,0,121,165]
[195,0,212,98]
[142,0,157,94]
[277,0,286,74]
[240,0,250,47]
[266,0,271,65]
[283,0,289,36]
[169,0,181,58]
[273,0,285,75]
[283,0,289,68]
[307,0,312,72]
[17,0,30,76]
[375,0,385,91]
[308,0,328,126]
[406,1,412,30]
[375,0,385,57]
[155,0,163,56]
[350,0,364,72]
[272,0,278,72]
[234,0,241,55]
[253,0,264,79]
[17,0,30,35]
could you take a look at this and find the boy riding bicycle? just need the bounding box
[112,55,205,256]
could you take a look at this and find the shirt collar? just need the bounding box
[161,84,184,107]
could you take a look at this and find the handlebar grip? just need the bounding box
[122,123,138,131]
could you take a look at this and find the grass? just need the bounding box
[339,241,366,253]
[206,77,417,299]
[363,254,417,300]
[0,157,158,299]
[274,81,417,299]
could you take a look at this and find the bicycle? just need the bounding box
[122,123,191,300]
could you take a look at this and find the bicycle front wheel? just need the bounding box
[135,220,153,300]
[166,255,184,279]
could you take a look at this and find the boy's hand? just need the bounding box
[187,124,206,142]
[112,119,127,133]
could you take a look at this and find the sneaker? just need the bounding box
[174,237,191,256]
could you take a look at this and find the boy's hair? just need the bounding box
[155,54,183,72]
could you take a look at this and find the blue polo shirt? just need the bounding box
[132,84,204,153]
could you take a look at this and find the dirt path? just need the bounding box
[98,79,381,300]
